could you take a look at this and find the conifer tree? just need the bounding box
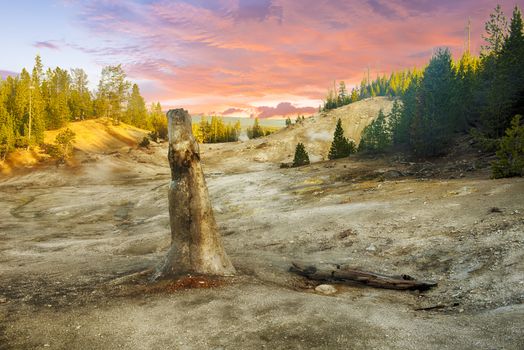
[43,67,71,129]
[410,48,454,156]
[0,78,15,159]
[149,102,167,140]
[247,118,264,139]
[293,143,310,167]
[358,109,391,153]
[125,84,147,128]
[96,65,130,123]
[328,118,355,159]
[69,68,92,120]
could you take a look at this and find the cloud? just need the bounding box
[256,102,316,119]
[66,0,506,114]
[0,70,18,79]
[33,41,61,50]
[222,107,244,115]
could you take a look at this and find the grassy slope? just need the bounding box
[0,118,149,175]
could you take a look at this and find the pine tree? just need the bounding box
[69,68,92,120]
[482,5,508,56]
[149,102,167,140]
[0,78,15,159]
[358,109,391,153]
[96,65,130,123]
[338,81,349,105]
[247,118,264,139]
[410,48,455,156]
[480,5,523,137]
[125,84,147,128]
[328,118,355,159]
[388,99,403,145]
[452,52,480,131]
[503,6,524,122]
[29,56,45,144]
[43,67,71,130]
[285,117,292,127]
[293,143,310,167]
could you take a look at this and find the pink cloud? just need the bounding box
[222,107,244,115]
[256,102,316,119]
[34,41,60,50]
[70,0,520,114]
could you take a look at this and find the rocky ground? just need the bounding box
[0,136,522,349]
[0,99,523,349]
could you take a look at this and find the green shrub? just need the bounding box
[470,128,499,153]
[492,115,524,178]
[139,136,150,148]
[55,128,76,160]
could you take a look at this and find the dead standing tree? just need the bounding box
[155,108,235,279]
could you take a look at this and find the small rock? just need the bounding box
[0,297,7,303]
[44,345,50,348]
[315,284,337,295]
[366,244,377,252]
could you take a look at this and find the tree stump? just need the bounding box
[155,108,235,279]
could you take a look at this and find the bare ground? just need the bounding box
[1,124,523,349]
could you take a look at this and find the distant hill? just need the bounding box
[201,97,394,171]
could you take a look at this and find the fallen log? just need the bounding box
[290,262,437,291]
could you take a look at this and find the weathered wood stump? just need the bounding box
[155,108,235,279]
[290,262,437,291]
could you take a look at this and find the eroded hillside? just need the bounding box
[0,98,522,350]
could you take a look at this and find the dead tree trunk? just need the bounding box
[155,108,235,279]
[290,262,436,291]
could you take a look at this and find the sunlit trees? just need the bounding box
[0,55,162,158]
[193,116,241,143]
[126,84,147,128]
[69,68,92,121]
[96,65,130,123]
[148,102,167,140]
[43,67,71,130]
[247,118,264,139]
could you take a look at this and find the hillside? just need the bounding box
[202,97,393,171]
[0,118,149,175]
[44,118,149,154]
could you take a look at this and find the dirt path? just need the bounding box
[0,143,523,349]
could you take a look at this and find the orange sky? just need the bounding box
[3,0,523,118]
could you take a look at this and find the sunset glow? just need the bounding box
[2,0,522,118]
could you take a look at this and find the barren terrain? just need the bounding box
[1,99,523,349]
